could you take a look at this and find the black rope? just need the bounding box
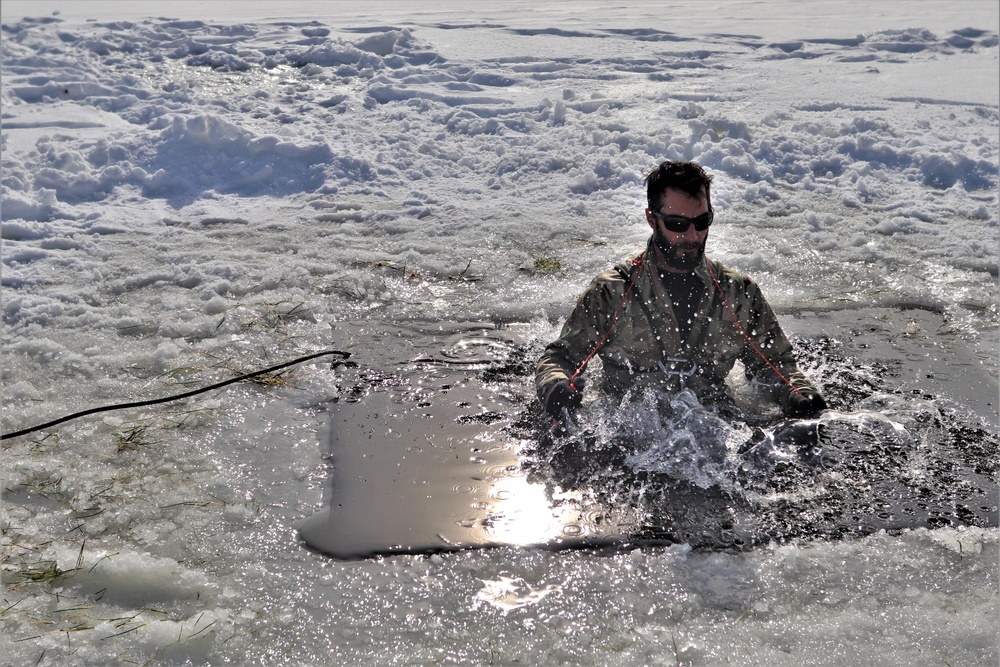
[1,349,351,441]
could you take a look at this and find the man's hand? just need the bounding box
[543,378,585,420]
[783,389,827,419]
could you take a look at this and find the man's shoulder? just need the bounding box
[704,256,755,286]
[588,255,642,285]
[585,267,629,292]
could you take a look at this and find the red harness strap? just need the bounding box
[705,261,804,397]
[568,253,645,390]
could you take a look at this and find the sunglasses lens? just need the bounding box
[657,212,713,232]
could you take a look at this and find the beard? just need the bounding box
[654,231,706,272]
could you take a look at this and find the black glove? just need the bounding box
[543,378,585,420]
[783,389,827,419]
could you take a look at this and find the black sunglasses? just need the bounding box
[651,210,714,233]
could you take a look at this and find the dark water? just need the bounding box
[300,308,998,559]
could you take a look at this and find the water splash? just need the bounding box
[616,389,747,490]
[525,377,997,549]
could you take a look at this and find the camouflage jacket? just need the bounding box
[536,240,817,407]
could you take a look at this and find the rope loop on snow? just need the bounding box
[1,350,351,441]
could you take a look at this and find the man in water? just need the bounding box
[536,160,826,421]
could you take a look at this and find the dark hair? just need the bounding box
[644,161,713,212]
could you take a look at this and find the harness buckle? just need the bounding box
[657,358,698,389]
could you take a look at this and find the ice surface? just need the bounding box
[1,1,997,665]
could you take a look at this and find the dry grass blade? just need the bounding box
[242,370,291,387]
[115,424,154,453]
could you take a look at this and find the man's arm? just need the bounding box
[535,272,622,409]
[739,281,825,416]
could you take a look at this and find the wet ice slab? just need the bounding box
[298,322,650,558]
[298,375,643,558]
[781,305,999,424]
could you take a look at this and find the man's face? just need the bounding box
[645,187,710,273]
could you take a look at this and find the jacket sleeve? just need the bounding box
[739,279,818,402]
[535,272,624,402]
